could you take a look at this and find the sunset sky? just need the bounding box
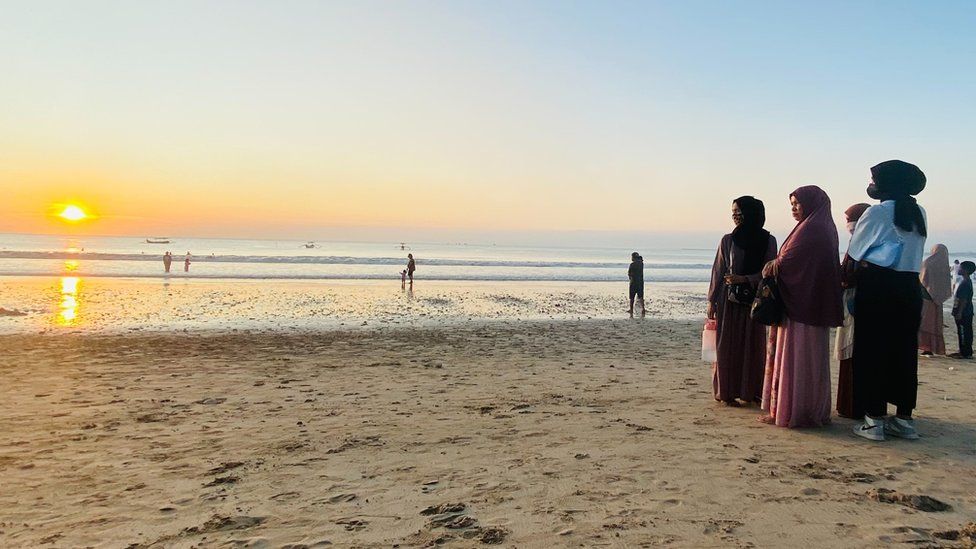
[2,1,974,246]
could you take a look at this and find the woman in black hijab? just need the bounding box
[847,160,928,441]
[707,196,778,406]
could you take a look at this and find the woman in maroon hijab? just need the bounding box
[759,186,843,428]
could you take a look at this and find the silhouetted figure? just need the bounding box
[407,254,416,285]
[184,252,191,273]
[628,252,645,318]
[163,251,172,273]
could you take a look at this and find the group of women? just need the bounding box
[707,160,929,441]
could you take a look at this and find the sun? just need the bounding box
[58,205,88,222]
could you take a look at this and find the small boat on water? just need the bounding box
[304,242,316,249]
[146,237,171,244]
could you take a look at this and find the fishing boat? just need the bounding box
[146,237,171,244]
[304,242,316,249]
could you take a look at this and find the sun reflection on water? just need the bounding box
[57,276,81,326]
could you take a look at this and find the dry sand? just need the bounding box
[2,320,975,548]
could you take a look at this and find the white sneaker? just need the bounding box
[884,417,920,440]
[853,416,885,441]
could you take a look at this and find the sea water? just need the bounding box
[0,233,714,282]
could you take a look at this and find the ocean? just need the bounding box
[0,233,714,283]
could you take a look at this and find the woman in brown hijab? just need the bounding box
[919,244,952,355]
[835,203,870,419]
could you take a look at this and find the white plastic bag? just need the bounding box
[701,319,717,362]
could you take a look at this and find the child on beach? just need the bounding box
[951,261,974,359]
[401,269,407,289]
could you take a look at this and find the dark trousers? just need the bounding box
[853,266,922,417]
[957,315,974,357]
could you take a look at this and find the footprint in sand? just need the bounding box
[325,493,357,504]
[203,475,239,487]
[867,488,952,512]
[206,461,245,475]
[335,518,368,531]
[181,515,266,535]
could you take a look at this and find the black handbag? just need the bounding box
[727,277,756,305]
[751,277,784,326]
[723,240,757,305]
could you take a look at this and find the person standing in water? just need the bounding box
[163,251,172,273]
[184,252,192,273]
[406,254,416,285]
[628,252,645,318]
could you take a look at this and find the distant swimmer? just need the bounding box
[628,252,645,318]
[163,251,172,273]
[407,253,416,285]
[184,252,191,273]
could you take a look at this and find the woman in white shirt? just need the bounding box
[845,160,927,442]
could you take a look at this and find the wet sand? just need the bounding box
[2,320,975,547]
[0,277,707,333]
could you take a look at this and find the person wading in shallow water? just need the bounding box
[163,251,172,273]
[406,254,416,286]
[628,252,645,318]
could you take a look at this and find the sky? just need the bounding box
[1,1,974,248]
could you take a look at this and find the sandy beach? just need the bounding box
[5,0,975,546]
[2,318,975,548]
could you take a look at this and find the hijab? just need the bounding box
[920,244,952,303]
[730,196,770,275]
[776,186,843,327]
[868,160,927,236]
[844,203,871,235]
[844,203,871,223]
